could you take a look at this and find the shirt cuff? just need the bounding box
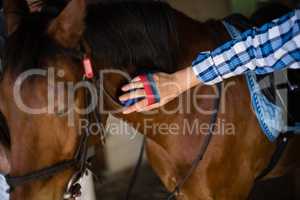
[192,52,223,85]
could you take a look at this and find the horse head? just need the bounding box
[0,0,98,199]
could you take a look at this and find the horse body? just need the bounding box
[99,4,300,200]
[102,29,266,200]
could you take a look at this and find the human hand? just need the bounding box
[119,72,184,114]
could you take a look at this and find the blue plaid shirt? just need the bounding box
[192,9,300,85]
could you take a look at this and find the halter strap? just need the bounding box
[166,84,222,199]
[5,117,89,192]
[6,160,77,190]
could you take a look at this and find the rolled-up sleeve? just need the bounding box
[192,9,300,85]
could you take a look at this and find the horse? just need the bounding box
[90,2,300,200]
[0,0,105,199]
[0,0,299,200]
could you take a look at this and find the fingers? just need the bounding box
[120,74,162,114]
[122,99,148,114]
[121,81,144,92]
[132,76,141,82]
[119,89,146,102]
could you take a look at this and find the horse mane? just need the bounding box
[85,1,180,73]
[4,1,180,76]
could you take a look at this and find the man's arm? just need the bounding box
[192,9,300,85]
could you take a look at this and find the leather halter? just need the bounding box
[5,46,105,199]
[6,116,90,196]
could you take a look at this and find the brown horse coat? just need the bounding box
[98,4,300,200]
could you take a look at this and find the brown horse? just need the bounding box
[0,0,104,199]
[0,0,299,200]
[92,2,300,200]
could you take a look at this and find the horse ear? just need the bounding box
[0,144,10,174]
[3,0,29,35]
[48,0,86,48]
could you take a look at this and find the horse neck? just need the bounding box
[174,13,230,68]
[111,14,231,135]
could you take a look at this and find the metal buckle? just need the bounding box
[63,171,82,199]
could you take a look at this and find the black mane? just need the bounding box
[86,1,180,73]
[4,1,180,76]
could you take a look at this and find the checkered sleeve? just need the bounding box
[192,9,300,85]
